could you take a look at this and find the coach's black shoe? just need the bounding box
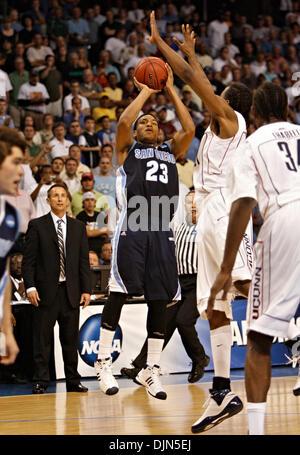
[66,383,88,393]
[32,383,47,394]
[188,355,210,383]
[191,389,243,433]
[120,366,141,380]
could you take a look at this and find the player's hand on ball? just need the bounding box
[133,77,160,94]
[207,270,232,320]
[172,24,196,58]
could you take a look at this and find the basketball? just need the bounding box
[134,57,168,91]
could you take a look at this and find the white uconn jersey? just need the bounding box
[193,110,247,195]
[228,122,300,220]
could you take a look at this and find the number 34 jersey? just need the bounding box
[116,140,179,229]
[227,121,300,221]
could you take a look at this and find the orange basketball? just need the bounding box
[134,57,168,91]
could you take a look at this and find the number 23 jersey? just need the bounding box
[116,140,179,227]
[227,121,300,221]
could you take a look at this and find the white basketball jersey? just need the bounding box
[193,110,247,196]
[228,121,300,220]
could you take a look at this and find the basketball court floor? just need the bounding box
[0,366,299,436]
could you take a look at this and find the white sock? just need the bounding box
[146,338,164,367]
[210,325,232,378]
[97,327,115,360]
[247,402,267,435]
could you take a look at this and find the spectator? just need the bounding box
[123,42,147,77]
[117,8,133,34]
[47,6,69,48]
[272,44,287,73]
[17,69,50,130]
[63,79,90,115]
[94,5,106,27]
[89,250,100,267]
[93,92,116,122]
[79,68,103,111]
[4,185,36,254]
[51,156,64,179]
[0,67,12,103]
[0,99,14,128]
[181,86,204,125]
[119,32,138,65]
[212,46,238,72]
[30,164,54,217]
[65,119,82,145]
[94,143,118,176]
[25,0,46,31]
[8,9,23,33]
[94,49,121,84]
[99,10,119,44]
[105,27,127,63]
[0,16,18,48]
[61,157,81,195]
[67,144,91,180]
[99,240,112,265]
[194,40,213,69]
[250,51,267,77]
[224,32,240,59]
[37,113,54,146]
[176,154,194,188]
[68,6,89,50]
[85,7,100,61]
[93,155,116,208]
[78,115,102,168]
[105,72,123,107]
[96,116,116,150]
[19,15,41,49]
[8,57,29,129]
[62,53,86,90]
[71,172,109,217]
[241,63,257,89]
[63,96,86,129]
[127,1,145,23]
[207,12,229,57]
[49,122,73,160]
[39,55,63,118]
[76,191,109,257]
[157,106,177,140]
[77,47,92,71]
[286,45,300,72]
[23,125,42,158]
[26,33,54,73]
[265,59,278,82]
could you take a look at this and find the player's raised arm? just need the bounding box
[164,63,195,158]
[147,12,236,128]
[116,81,160,166]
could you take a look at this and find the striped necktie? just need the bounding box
[57,219,66,280]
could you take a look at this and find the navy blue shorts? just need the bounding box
[109,229,181,302]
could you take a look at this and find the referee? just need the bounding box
[121,189,209,383]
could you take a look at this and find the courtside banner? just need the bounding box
[54,300,300,379]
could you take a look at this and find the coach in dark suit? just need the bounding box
[22,183,91,394]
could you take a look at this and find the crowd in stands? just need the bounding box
[3,0,300,382]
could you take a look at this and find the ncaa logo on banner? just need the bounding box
[78,314,122,367]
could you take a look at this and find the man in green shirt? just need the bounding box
[71,171,109,216]
[47,7,69,46]
[8,57,29,128]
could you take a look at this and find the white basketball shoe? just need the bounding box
[191,389,243,433]
[94,357,119,395]
[134,364,167,400]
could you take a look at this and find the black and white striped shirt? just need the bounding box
[175,221,198,275]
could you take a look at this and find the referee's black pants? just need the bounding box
[133,274,206,368]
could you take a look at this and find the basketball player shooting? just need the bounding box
[147,12,253,432]
[94,63,195,400]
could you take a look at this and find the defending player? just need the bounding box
[148,12,253,431]
[94,64,195,399]
[0,127,26,365]
[207,81,300,435]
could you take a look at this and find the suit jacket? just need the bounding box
[22,212,91,308]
